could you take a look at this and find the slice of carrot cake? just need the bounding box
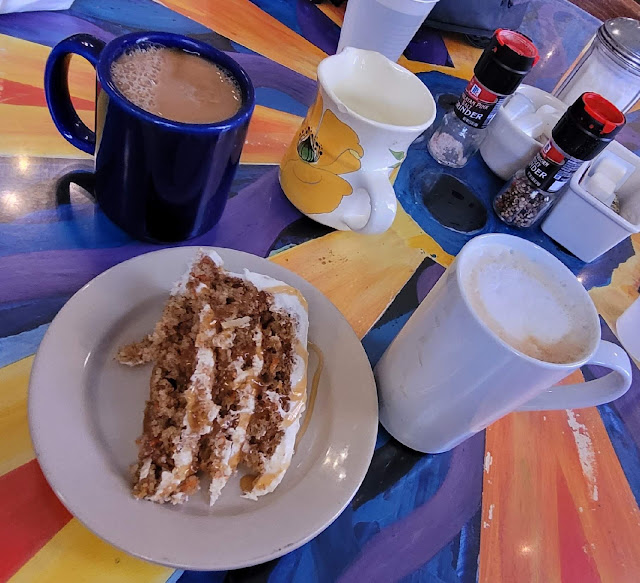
[117,250,309,505]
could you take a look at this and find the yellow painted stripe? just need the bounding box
[271,205,434,339]
[590,233,640,334]
[407,234,454,267]
[442,34,482,80]
[399,33,481,80]
[0,33,95,102]
[398,57,465,80]
[0,104,92,158]
[10,519,173,583]
[160,0,326,79]
[0,357,35,477]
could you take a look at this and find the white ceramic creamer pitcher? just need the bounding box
[280,48,436,234]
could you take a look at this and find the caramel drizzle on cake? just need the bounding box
[117,250,309,505]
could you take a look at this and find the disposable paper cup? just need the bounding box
[337,0,440,62]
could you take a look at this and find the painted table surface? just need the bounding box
[1,0,640,582]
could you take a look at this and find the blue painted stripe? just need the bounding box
[0,324,48,368]
[176,571,226,582]
[255,87,308,118]
[0,210,131,257]
[362,312,412,368]
[165,569,184,583]
[230,41,259,55]
[598,402,640,506]
[0,296,68,338]
[248,0,300,34]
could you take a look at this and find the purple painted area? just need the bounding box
[227,51,317,107]
[209,168,302,253]
[617,117,640,155]
[338,432,484,583]
[0,169,301,304]
[297,0,339,56]
[0,12,316,109]
[0,11,116,46]
[405,27,452,67]
[417,262,446,303]
[519,0,598,93]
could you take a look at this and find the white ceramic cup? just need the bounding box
[375,233,632,454]
[337,0,440,62]
[280,48,436,234]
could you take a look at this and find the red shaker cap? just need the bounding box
[582,92,626,134]
[552,92,625,160]
[495,28,539,64]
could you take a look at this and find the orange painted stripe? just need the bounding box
[0,33,95,102]
[479,372,640,583]
[0,101,297,163]
[161,0,326,79]
[242,104,301,164]
[316,2,345,26]
[0,460,71,581]
[556,470,600,583]
[0,78,93,110]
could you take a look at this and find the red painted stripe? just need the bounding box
[556,471,600,583]
[0,460,72,582]
[0,78,94,110]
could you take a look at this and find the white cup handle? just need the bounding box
[516,340,633,411]
[344,170,397,234]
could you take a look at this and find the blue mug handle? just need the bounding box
[44,34,106,155]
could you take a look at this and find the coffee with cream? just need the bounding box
[462,244,596,364]
[111,45,242,124]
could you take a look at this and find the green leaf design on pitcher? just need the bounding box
[298,133,319,163]
[390,149,405,161]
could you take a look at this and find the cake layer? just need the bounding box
[118,250,309,505]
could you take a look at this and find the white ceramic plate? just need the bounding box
[28,247,378,570]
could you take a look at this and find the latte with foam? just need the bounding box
[461,244,596,364]
[111,45,242,124]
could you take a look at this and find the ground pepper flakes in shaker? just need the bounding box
[427,29,538,168]
[493,92,625,228]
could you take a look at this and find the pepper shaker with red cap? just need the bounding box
[427,29,539,168]
[493,92,626,228]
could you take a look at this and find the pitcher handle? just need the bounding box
[516,340,632,411]
[344,169,397,235]
[44,34,105,155]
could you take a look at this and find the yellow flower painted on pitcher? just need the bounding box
[280,94,364,214]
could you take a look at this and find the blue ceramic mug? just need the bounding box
[44,32,255,242]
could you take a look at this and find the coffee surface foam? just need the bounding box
[111,45,242,124]
[462,244,594,364]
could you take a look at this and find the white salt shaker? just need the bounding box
[554,18,640,113]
